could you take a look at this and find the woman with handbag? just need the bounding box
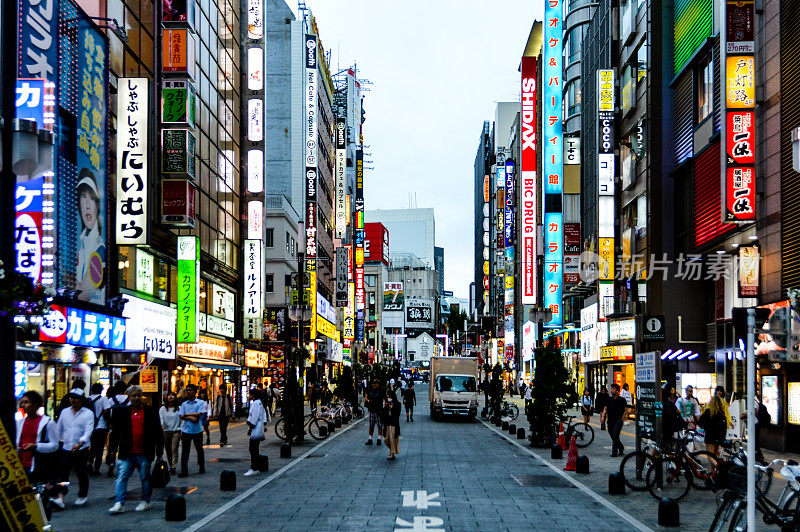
[244,388,268,477]
[580,388,594,424]
[159,392,181,474]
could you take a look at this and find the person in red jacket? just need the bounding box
[108,385,163,514]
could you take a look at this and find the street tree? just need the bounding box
[526,340,577,447]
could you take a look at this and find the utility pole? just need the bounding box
[1,1,20,442]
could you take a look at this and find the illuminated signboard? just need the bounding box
[162,129,196,179]
[601,344,634,362]
[599,237,615,281]
[39,304,126,349]
[123,295,177,360]
[247,200,263,240]
[116,78,149,245]
[544,212,563,326]
[247,0,264,40]
[335,117,347,238]
[248,149,264,193]
[738,245,759,297]
[520,56,538,305]
[725,167,755,221]
[176,236,200,343]
[248,99,263,142]
[726,111,754,165]
[162,29,196,79]
[162,80,195,128]
[608,318,636,342]
[674,0,714,74]
[725,56,755,108]
[597,69,616,315]
[247,47,263,91]
[504,159,515,248]
[244,239,263,339]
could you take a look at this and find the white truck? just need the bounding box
[429,356,479,420]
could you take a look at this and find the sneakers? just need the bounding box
[74,497,88,506]
[365,439,373,445]
[376,439,382,447]
[243,469,259,477]
[52,497,65,510]
[108,502,124,514]
[135,501,150,512]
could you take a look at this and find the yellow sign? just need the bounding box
[726,56,755,108]
[309,271,317,340]
[355,248,364,267]
[290,289,311,305]
[55,382,67,406]
[598,69,615,111]
[483,261,489,275]
[599,237,615,281]
[505,276,514,289]
[0,419,46,531]
[316,316,337,340]
[139,368,158,393]
[245,349,269,368]
[600,345,633,361]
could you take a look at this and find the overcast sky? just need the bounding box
[291,1,543,300]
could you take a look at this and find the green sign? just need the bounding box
[177,236,199,343]
[162,129,196,179]
[162,80,196,128]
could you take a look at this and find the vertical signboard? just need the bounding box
[335,247,348,307]
[355,149,365,342]
[722,0,756,223]
[116,78,149,245]
[177,236,199,343]
[635,351,661,440]
[520,57,538,305]
[543,2,564,327]
[738,245,759,297]
[597,69,616,317]
[335,117,347,239]
[244,239,263,339]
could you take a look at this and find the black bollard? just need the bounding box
[327,420,336,433]
[220,469,236,491]
[508,424,516,434]
[658,497,680,527]
[481,408,487,418]
[318,424,328,438]
[280,443,291,458]
[551,444,563,460]
[335,416,342,428]
[608,472,625,495]
[576,456,590,474]
[501,420,509,430]
[516,427,526,439]
[165,493,186,521]
[257,454,270,472]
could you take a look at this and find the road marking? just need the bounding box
[479,419,652,532]
[394,516,445,531]
[183,417,364,532]
[401,490,440,509]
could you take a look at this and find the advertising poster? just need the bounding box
[162,0,195,23]
[383,282,404,311]
[176,236,200,343]
[139,368,158,393]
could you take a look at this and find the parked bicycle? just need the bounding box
[275,410,329,441]
[317,400,363,421]
[558,415,594,448]
[499,400,519,421]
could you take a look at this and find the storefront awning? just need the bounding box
[179,355,240,371]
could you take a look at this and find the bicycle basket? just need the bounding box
[724,464,748,495]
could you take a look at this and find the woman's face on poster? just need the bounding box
[80,190,97,229]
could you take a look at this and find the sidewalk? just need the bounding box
[485,398,784,530]
[49,406,354,532]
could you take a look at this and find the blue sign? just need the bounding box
[18,0,59,81]
[356,310,364,342]
[65,307,126,349]
[543,0,564,196]
[544,264,563,328]
[15,79,46,126]
[14,362,27,399]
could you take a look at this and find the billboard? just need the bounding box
[162,80,196,128]
[405,299,434,330]
[335,247,348,307]
[162,29,196,78]
[520,57,538,305]
[123,295,176,360]
[364,222,389,265]
[335,117,347,238]
[176,236,200,343]
[116,78,149,245]
[383,282,404,311]
[723,44,756,222]
[39,304,126,349]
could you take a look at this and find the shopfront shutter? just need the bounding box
[674,72,693,165]
[694,142,734,248]
[781,0,800,289]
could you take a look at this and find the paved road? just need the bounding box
[52,383,762,531]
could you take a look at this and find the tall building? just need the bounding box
[473,122,493,317]
[365,208,436,268]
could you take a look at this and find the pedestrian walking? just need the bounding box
[676,385,701,429]
[524,382,532,416]
[105,381,131,477]
[403,384,416,422]
[16,391,59,485]
[159,391,181,474]
[381,390,401,460]
[54,388,95,507]
[269,382,280,415]
[178,384,206,477]
[481,377,490,408]
[198,388,212,446]
[87,382,109,475]
[579,388,594,424]
[603,383,627,457]
[699,394,731,457]
[56,379,86,420]
[262,384,274,418]
[107,385,163,514]
[661,384,686,445]
[364,380,383,446]
[620,383,633,421]
[214,384,234,446]
[595,386,610,430]
[244,388,268,477]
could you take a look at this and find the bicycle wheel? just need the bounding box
[688,451,719,490]
[647,458,692,501]
[728,501,747,532]
[274,418,289,441]
[709,493,742,532]
[507,404,519,421]
[619,451,656,491]
[353,405,364,419]
[316,405,333,420]
[307,417,329,440]
[571,422,595,447]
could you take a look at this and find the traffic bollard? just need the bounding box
[516,427,526,439]
[481,408,487,418]
[551,444,563,460]
[280,443,291,458]
[165,493,186,521]
[508,424,516,434]
[257,454,270,472]
[335,416,342,428]
[576,455,590,474]
[319,424,328,438]
[608,472,625,495]
[327,420,336,434]
[220,469,236,491]
[501,420,509,431]
[658,497,680,527]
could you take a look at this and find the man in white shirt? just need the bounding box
[55,388,95,507]
[676,385,701,429]
[87,382,109,475]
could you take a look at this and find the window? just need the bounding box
[365,275,377,288]
[696,55,713,123]
[265,228,274,247]
[265,274,274,293]
[286,231,290,252]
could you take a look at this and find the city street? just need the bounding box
[45,385,742,531]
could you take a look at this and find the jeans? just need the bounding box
[249,439,260,470]
[609,419,624,455]
[60,447,90,497]
[163,431,180,470]
[180,432,204,474]
[114,455,151,503]
[89,428,108,473]
[217,416,230,444]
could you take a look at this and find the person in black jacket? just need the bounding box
[108,385,163,514]
[381,390,401,460]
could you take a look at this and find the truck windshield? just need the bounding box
[437,375,476,392]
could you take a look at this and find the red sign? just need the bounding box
[725,167,755,221]
[39,304,67,343]
[521,56,538,305]
[363,222,389,266]
[162,179,196,227]
[726,111,755,164]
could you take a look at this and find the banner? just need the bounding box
[335,117,347,238]
[383,282,404,311]
[177,236,199,343]
[116,78,149,245]
[520,57,538,305]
